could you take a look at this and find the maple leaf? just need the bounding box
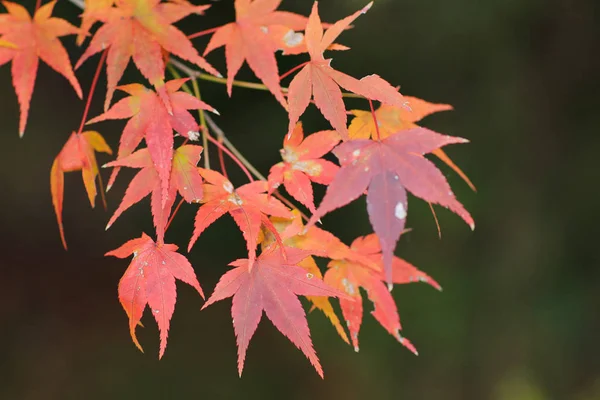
[87,78,216,208]
[51,131,112,249]
[286,2,409,139]
[257,211,376,344]
[203,0,309,107]
[106,233,204,359]
[76,0,220,111]
[203,246,345,377]
[267,122,340,212]
[308,128,475,284]
[76,0,114,46]
[188,168,292,266]
[349,96,476,190]
[104,144,205,244]
[324,234,440,353]
[296,254,350,344]
[268,210,379,270]
[0,1,83,136]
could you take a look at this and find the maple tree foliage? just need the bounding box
[0,0,476,377]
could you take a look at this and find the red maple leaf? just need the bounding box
[203,0,308,107]
[308,128,474,283]
[106,233,204,359]
[76,0,219,111]
[188,168,292,266]
[324,234,440,353]
[87,79,216,207]
[104,144,205,244]
[202,246,344,377]
[51,131,112,249]
[286,2,408,139]
[0,1,83,136]
[267,122,339,212]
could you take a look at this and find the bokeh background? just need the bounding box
[1,0,599,399]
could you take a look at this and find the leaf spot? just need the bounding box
[306,273,314,279]
[341,278,356,296]
[187,131,200,141]
[223,181,234,193]
[283,30,303,48]
[394,202,407,220]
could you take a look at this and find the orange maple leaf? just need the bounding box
[267,122,340,213]
[76,0,220,111]
[0,1,83,136]
[324,234,440,353]
[349,96,476,190]
[106,233,204,359]
[51,131,112,249]
[188,168,292,267]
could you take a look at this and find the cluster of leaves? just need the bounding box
[0,0,475,377]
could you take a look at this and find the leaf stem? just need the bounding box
[188,27,220,40]
[165,198,185,233]
[279,62,309,81]
[78,50,107,135]
[78,50,109,210]
[368,99,381,141]
[204,134,254,182]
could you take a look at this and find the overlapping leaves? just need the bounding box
[0,0,477,378]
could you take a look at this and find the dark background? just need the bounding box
[1,0,599,399]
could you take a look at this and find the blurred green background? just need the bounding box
[1,0,599,399]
